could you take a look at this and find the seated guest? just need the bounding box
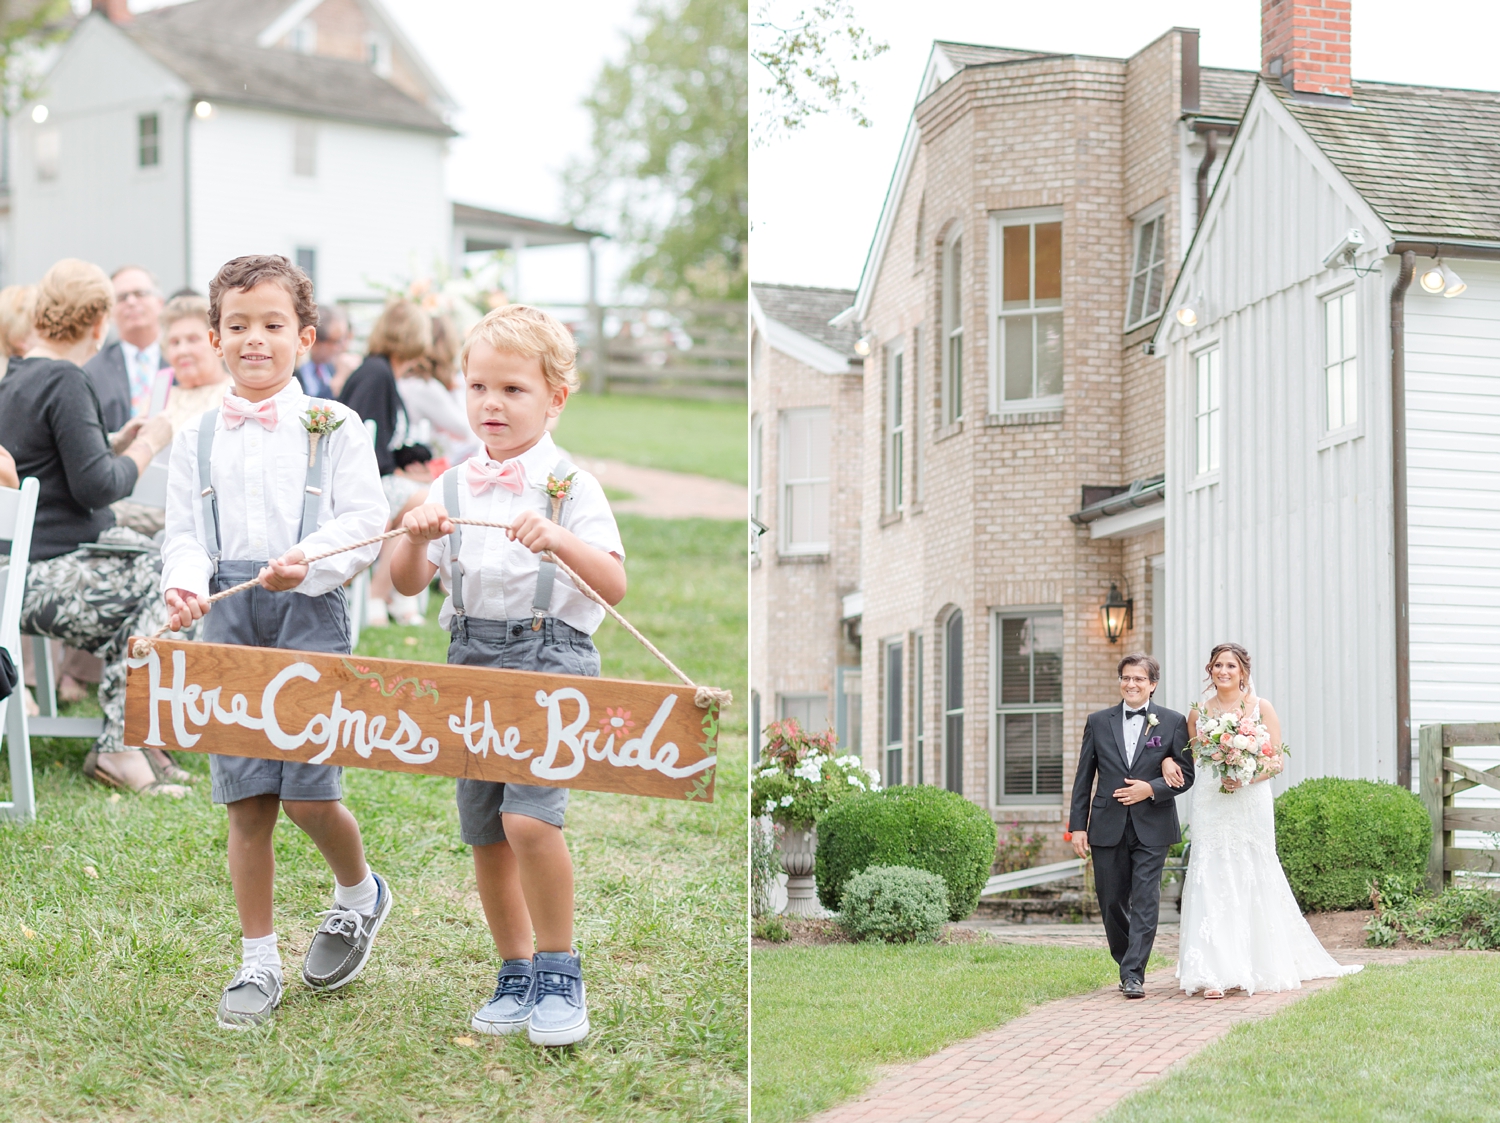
[160,293,231,430]
[297,303,350,398]
[83,265,170,431]
[0,284,38,375]
[0,259,183,794]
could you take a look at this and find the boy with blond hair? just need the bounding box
[390,305,626,1046]
[160,255,392,1029]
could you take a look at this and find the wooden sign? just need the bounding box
[124,638,717,802]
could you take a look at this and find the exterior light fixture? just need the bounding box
[1100,583,1133,644]
[853,335,871,357]
[1439,263,1466,298]
[30,104,47,124]
[1419,263,1446,294]
[1175,306,1197,327]
[194,101,214,119]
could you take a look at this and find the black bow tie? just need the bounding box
[1125,708,1148,720]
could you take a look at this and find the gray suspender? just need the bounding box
[443,458,574,626]
[196,407,328,571]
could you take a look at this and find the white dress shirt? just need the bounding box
[160,380,387,600]
[1121,702,1146,768]
[426,432,625,635]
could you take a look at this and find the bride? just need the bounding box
[1169,642,1363,998]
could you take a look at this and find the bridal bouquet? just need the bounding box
[1190,706,1288,793]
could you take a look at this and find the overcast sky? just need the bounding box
[751,0,1500,292]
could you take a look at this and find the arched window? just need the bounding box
[943,610,964,793]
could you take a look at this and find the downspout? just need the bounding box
[1196,129,1218,222]
[1390,250,1415,789]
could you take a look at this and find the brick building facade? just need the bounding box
[832,30,1253,857]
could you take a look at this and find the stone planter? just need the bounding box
[779,825,820,917]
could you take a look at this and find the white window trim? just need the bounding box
[1124,201,1168,331]
[884,342,905,515]
[778,407,830,555]
[941,229,964,425]
[941,608,965,794]
[883,636,905,786]
[988,206,1064,414]
[990,608,1065,807]
[1319,286,1362,445]
[1192,343,1223,483]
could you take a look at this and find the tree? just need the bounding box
[0,0,71,118]
[566,0,747,302]
[751,0,887,143]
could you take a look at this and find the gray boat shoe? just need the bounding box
[471,958,535,1035]
[528,950,589,1047]
[302,872,392,991]
[217,962,284,1030]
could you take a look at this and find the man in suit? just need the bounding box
[297,304,350,398]
[84,265,170,432]
[1069,652,1193,998]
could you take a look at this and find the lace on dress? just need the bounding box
[1176,696,1363,994]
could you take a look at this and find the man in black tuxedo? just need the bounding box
[1069,652,1193,998]
[83,266,170,432]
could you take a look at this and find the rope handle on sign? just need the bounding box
[128,518,733,711]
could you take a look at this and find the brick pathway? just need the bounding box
[808,949,1430,1123]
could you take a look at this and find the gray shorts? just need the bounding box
[204,560,352,805]
[449,615,600,845]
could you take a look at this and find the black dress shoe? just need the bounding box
[1122,978,1146,999]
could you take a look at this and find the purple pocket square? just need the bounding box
[1146,736,1162,748]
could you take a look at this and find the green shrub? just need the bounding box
[816,786,998,920]
[837,866,949,943]
[1366,882,1500,950]
[1274,777,1431,910]
[754,915,791,943]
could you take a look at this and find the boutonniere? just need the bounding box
[301,405,345,467]
[543,471,577,520]
[1147,713,1160,729]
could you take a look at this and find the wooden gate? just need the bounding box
[1418,722,1500,892]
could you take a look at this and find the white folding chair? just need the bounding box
[1,478,41,821]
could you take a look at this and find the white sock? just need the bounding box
[334,871,379,916]
[242,933,281,972]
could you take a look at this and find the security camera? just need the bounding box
[1322,229,1365,270]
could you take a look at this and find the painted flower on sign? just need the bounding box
[599,707,634,736]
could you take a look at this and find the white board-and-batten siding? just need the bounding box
[1160,89,1399,793]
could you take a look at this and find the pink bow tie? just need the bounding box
[467,456,526,496]
[221,395,279,430]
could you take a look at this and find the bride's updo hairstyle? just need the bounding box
[1204,642,1251,693]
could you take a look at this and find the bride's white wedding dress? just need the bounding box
[1176,698,1363,995]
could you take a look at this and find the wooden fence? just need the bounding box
[1418,722,1500,892]
[573,301,746,401]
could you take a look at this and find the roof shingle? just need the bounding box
[754,284,859,358]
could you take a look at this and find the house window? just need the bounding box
[996,214,1063,405]
[366,32,392,76]
[1126,212,1166,327]
[1195,347,1221,475]
[835,666,862,752]
[137,113,159,168]
[780,693,830,734]
[911,326,923,503]
[942,235,963,424]
[884,639,904,786]
[913,632,925,784]
[293,122,317,177]
[780,408,830,553]
[288,18,317,54]
[1324,290,1357,431]
[996,614,1064,802]
[884,344,904,514]
[35,128,58,181]
[295,247,317,294]
[943,611,963,793]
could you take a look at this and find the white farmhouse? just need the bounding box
[1154,0,1500,796]
[9,0,455,299]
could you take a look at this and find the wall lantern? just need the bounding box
[853,335,872,357]
[1174,306,1197,327]
[1101,583,1133,644]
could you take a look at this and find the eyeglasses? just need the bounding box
[115,288,158,304]
[1119,676,1151,685]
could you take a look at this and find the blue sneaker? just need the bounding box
[527,950,589,1046]
[471,958,535,1035]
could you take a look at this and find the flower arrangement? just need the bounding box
[301,405,346,467]
[1190,703,1288,794]
[750,718,881,831]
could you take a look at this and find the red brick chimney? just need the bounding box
[91,0,132,23]
[1262,0,1351,100]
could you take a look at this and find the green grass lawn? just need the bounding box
[0,515,747,1122]
[553,394,747,485]
[751,942,1121,1123]
[1103,955,1500,1123]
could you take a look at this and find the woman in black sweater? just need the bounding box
[0,259,176,793]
